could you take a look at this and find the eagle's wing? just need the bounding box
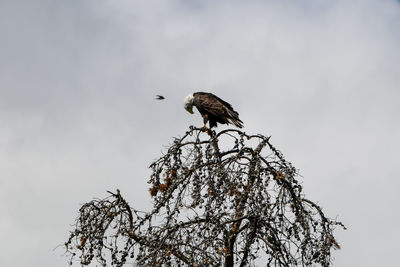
[193,93,230,117]
[193,92,243,128]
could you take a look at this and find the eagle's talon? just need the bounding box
[201,127,212,137]
[200,123,209,132]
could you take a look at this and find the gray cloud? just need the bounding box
[1,0,399,266]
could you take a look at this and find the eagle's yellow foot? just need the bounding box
[201,124,212,136]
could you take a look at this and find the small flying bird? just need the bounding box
[155,95,165,100]
[184,92,243,129]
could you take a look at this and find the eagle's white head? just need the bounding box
[184,94,194,114]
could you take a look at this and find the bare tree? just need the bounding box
[65,127,345,266]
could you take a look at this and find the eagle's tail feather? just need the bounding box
[227,110,244,128]
[231,118,244,128]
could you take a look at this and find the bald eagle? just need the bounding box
[184,92,243,129]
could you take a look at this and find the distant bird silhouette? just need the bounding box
[155,95,165,100]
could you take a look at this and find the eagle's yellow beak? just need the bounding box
[187,107,194,114]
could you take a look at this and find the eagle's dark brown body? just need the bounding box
[184,92,243,129]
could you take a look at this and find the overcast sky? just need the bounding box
[1,0,399,266]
